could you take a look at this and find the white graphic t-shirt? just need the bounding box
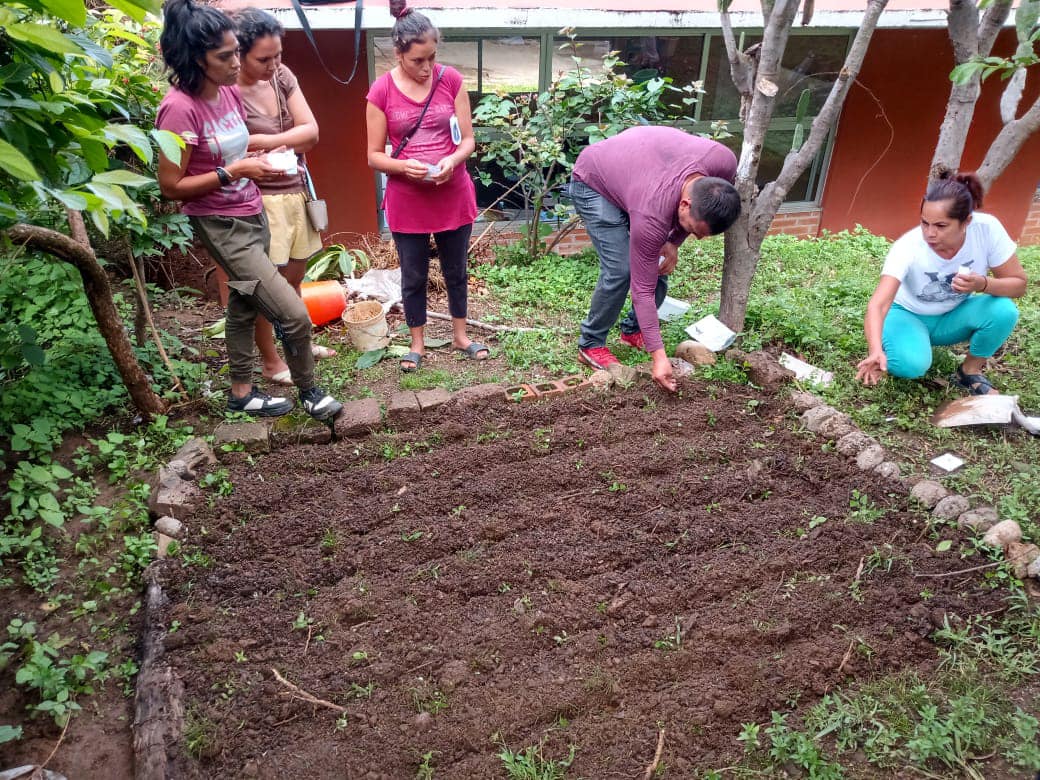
[881,211,1016,316]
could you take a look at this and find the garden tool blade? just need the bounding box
[931,395,1018,428]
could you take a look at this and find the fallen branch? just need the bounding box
[425,310,552,334]
[128,246,187,399]
[39,713,71,769]
[913,560,1005,578]
[271,668,346,714]
[643,728,666,780]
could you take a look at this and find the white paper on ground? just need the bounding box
[657,296,691,321]
[930,452,965,472]
[779,352,833,387]
[685,315,737,352]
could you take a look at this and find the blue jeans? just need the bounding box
[882,296,1019,378]
[569,179,668,348]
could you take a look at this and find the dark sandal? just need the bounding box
[400,351,423,373]
[950,366,995,396]
[456,342,490,360]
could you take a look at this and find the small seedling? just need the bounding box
[401,530,424,542]
[321,528,338,551]
[292,611,314,631]
[234,651,247,663]
[351,650,369,663]
[654,617,683,651]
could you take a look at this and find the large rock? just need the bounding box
[817,413,855,440]
[836,431,877,458]
[801,404,840,433]
[932,494,970,521]
[334,397,382,438]
[213,421,270,454]
[148,463,202,519]
[155,516,183,537]
[910,480,948,509]
[789,390,824,413]
[675,340,716,366]
[855,445,885,471]
[1006,542,1040,578]
[957,506,999,532]
[588,370,612,389]
[171,437,216,472]
[983,519,1023,548]
[874,461,901,480]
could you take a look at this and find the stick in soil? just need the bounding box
[913,560,1005,578]
[643,728,666,780]
[271,668,346,714]
[836,640,856,675]
[425,310,551,334]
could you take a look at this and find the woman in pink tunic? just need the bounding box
[365,0,486,372]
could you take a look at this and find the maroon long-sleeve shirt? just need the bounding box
[572,126,737,352]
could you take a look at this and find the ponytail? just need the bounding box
[923,170,984,221]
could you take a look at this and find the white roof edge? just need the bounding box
[269,7,953,31]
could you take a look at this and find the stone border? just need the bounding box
[134,354,1040,776]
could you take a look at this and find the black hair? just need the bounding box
[388,0,439,53]
[160,0,235,96]
[923,170,984,222]
[231,7,284,57]
[689,177,741,235]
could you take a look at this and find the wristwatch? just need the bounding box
[215,166,232,186]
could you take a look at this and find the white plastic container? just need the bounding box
[685,315,737,352]
[267,150,298,175]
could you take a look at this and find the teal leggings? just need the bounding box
[882,296,1019,379]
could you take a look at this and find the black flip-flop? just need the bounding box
[457,342,490,361]
[950,366,995,395]
[400,351,423,373]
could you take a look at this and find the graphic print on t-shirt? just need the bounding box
[918,270,960,303]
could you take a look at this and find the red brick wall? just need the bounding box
[1019,194,1040,245]
[766,209,823,239]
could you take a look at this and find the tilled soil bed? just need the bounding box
[159,382,1002,778]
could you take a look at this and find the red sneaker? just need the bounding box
[578,346,620,369]
[619,331,646,351]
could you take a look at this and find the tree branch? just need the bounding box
[976,92,1040,187]
[756,0,889,230]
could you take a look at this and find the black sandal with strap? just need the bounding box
[949,365,995,396]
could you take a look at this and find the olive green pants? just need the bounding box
[191,213,315,388]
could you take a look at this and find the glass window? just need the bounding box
[374,36,541,99]
[551,35,705,119]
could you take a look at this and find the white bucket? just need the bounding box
[342,300,389,351]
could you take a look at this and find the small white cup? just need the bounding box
[423,163,442,181]
[267,150,298,175]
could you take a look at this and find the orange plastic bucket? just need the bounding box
[300,281,345,326]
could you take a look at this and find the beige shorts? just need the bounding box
[262,191,323,266]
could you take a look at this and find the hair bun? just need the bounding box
[389,0,412,18]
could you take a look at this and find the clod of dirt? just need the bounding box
[983,519,1023,548]
[875,461,901,480]
[670,357,695,378]
[437,660,469,693]
[413,712,433,732]
[741,350,795,388]
[910,480,949,508]
[589,369,612,388]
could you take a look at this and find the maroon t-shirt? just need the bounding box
[573,126,737,352]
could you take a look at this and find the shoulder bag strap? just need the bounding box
[290,0,363,86]
[390,65,445,159]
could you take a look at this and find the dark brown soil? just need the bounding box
[159,382,1003,779]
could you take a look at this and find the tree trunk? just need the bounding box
[6,219,167,418]
[717,0,888,331]
[930,0,1013,179]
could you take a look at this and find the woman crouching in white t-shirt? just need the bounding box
[857,171,1028,395]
